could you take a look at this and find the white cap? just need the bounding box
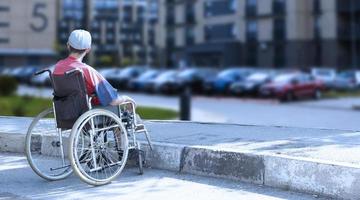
[68,29,92,50]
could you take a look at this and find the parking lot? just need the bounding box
[3,65,360,102]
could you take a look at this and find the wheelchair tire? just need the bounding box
[25,108,73,181]
[69,109,129,186]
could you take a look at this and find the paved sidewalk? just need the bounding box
[294,97,360,111]
[2,116,359,164]
[1,116,360,199]
[0,153,323,200]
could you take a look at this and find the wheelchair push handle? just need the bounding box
[34,69,51,76]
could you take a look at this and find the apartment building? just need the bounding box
[58,0,159,66]
[159,0,359,69]
[0,0,57,67]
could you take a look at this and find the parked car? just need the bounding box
[106,68,123,87]
[98,68,118,78]
[14,66,39,84]
[229,71,275,96]
[0,67,13,76]
[110,66,147,89]
[260,73,324,102]
[331,70,360,91]
[203,68,253,94]
[177,68,218,93]
[30,65,55,87]
[311,68,336,89]
[145,70,179,94]
[8,67,24,80]
[127,69,161,91]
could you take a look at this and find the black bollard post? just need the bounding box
[180,85,191,121]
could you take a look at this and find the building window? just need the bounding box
[27,56,40,65]
[273,0,285,14]
[63,0,84,20]
[123,6,133,23]
[205,23,235,41]
[314,17,321,39]
[273,18,285,40]
[0,6,9,12]
[204,0,236,17]
[246,20,257,41]
[186,27,195,45]
[313,0,321,14]
[186,2,196,23]
[166,5,175,25]
[0,38,9,44]
[94,0,118,9]
[274,44,285,67]
[148,0,158,22]
[107,21,114,28]
[0,22,9,28]
[246,44,257,66]
[137,6,146,23]
[246,0,257,16]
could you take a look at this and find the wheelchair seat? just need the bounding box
[52,70,89,129]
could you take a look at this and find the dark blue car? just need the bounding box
[203,68,253,94]
[177,68,218,93]
[127,69,161,91]
[111,66,147,90]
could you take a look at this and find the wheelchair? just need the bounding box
[25,68,152,186]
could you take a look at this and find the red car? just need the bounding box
[260,73,325,102]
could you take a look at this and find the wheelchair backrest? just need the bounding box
[52,70,90,129]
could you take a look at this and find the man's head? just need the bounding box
[67,29,92,56]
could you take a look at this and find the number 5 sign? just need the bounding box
[30,2,48,32]
[25,0,56,50]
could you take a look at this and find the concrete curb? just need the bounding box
[1,129,360,199]
[140,142,360,199]
[264,154,360,200]
[180,147,265,184]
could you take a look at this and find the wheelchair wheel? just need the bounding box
[69,109,129,186]
[25,108,73,181]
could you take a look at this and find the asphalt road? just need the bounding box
[18,85,360,131]
[0,153,324,200]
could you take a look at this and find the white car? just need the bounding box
[311,68,337,89]
[98,68,119,79]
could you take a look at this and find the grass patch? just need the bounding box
[0,95,52,117]
[136,106,178,120]
[0,95,178,120]
[323,90,360,99]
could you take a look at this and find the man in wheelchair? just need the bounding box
[24,29,152,185]
[53,29,135,108]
